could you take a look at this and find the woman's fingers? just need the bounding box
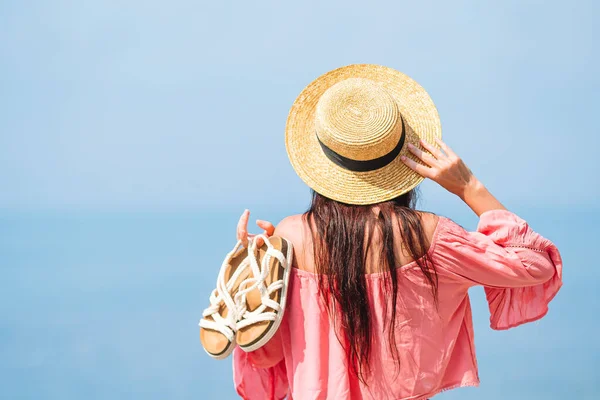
[407,143,438,168]
[415,138,477,197]
[237,210,250,246]
[435,137,457,159]
[237,212,276,248]
[401,155,434,178]
[254,220,275,247]
[419,139,445,160]
[253,235,265,248]
[256,220,275,236]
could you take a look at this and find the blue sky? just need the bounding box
[1,0,597,212]
[1,0,598,399]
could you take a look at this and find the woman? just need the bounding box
[229,65,562,399]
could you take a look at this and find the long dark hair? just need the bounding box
[304,189,438,383]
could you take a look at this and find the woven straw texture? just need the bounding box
[285,64,442,205]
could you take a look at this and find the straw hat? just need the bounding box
[285,64,442,205]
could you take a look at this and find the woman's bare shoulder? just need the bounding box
[275,213,305,233]
[413,210,442,246]
[274,214,314,270]
[273,214,310,246]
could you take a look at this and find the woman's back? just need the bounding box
[279,210,440,275]
[233,210,562,399]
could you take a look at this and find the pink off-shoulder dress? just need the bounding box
[232,210,563,399]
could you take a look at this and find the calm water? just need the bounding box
[0,209,598,399]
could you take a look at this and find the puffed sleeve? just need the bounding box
[434,210,563,330]
[232,331,288,400]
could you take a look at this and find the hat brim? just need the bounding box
[285,64,442,205]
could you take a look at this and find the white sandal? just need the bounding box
[199,241,251,359]
[234,235,293,352]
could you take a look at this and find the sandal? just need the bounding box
[234,235,293,352]
[199,241,252,359]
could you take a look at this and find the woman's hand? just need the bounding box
[236,209,275,247]
[401,138,506,216]
[401,138,477,199]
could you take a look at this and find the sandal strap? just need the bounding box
[234,236,289,329]
[199,315,235,341]
[199,240,249,341]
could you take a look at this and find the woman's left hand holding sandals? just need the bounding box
[236,209,275,248]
